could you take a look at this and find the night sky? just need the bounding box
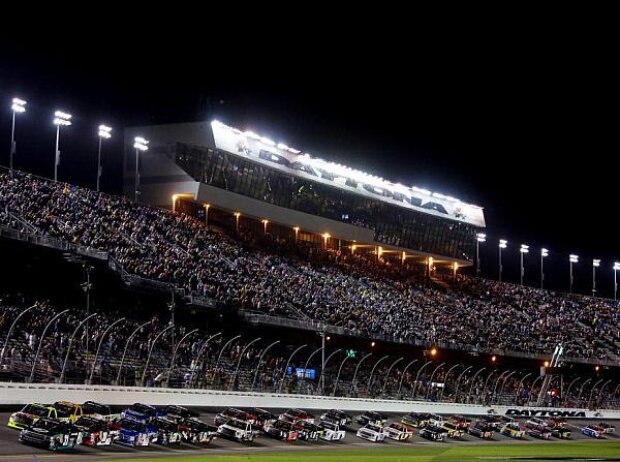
[0,25,617,296]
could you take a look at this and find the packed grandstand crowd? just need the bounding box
[1,169,619,364]
[1,293,618,409]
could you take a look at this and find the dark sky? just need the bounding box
[0,22,617,295]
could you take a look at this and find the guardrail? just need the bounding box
[1,381,618,419]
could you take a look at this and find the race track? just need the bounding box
[0,409,617,461]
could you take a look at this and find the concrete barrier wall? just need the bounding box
[1,382,618,419]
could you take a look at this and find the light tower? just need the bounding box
[519,244,529,286]
[53,110,72,181]
[9,97,27,172]
[498,239,507,282]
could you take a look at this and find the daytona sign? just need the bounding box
[505,409,586,418]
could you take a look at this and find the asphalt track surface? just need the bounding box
[0,409,618,461]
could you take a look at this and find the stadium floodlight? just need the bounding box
[133,136,149,202]
[52,110,72,181]
[519,245,529,286]
[96,125,112,192]
[498,239,507,282]
[540,248,549,289]
[613,262,620,301]
[9,97,27,172]
[592,259,601,297]
[569,254,578,293]
[475,233,486,276]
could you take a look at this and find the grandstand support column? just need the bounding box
[59,313,98,383]
[367,355,390,397]
[0,303,39,364]
[191,332,223,388]
[612,383,620,405]
[497,370,517,404]
[452,365,473,403]
[29,309,69,383]
[491,370,511,403]
[302,346,325,392]
[439,364,462,401]
[588,379,611,409]
[320,331,326,392]
[396,359,418,399]
[277,344,307,394]
[411,360,432,399]
[576,378,593,406]
[141,324,175,386]
[350,352,373,396]
[564,376,582,402]
[82,265,93,354]
[425,362,446,400]
[251,340,280,392]
[333,355,351,397]
[587,378,606,408]
[381,357,404,396]
[230,337,262,391]
[169,287,176,354]
[88,317,126,385]
[514,372,532,405]
[481,369,499,404]
[116,320,153,385]
[166,328,199,387]
[212,335,242,386]
[466,367,487,404]
[318,349,343,395]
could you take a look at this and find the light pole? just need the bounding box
[569,254,579,293]
[53,111,72,181]
[614,262,620,301]
[519,244,529,286]
[9,97,26,172]
[540,248,549,289]
[498,239,507,282]
[133,136,149,202]
[476,233,486,276]
[204,204,210,229]
[261,219,269,234]
[96,125,111,192]
[592,259,600,297]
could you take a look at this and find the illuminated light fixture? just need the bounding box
[98,124,112,139]
[541,248,549,257]
[614,262,620,271]
[544,361,550,368]
[491,355,497,362]
[371,341,376,347]
[53,110,72,126]
[11,97,26,113]
[570,254,579,263]
[520,244,529,254]
[430,347,437,356]
[234,212,241,217]
[476,233,486,243]
[499,239,507,249]
[9,97,27,171]
[593,259,601,268]
[133,136,149,151]
[498,240,507,282]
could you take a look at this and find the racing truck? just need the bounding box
[19,418,83,451]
